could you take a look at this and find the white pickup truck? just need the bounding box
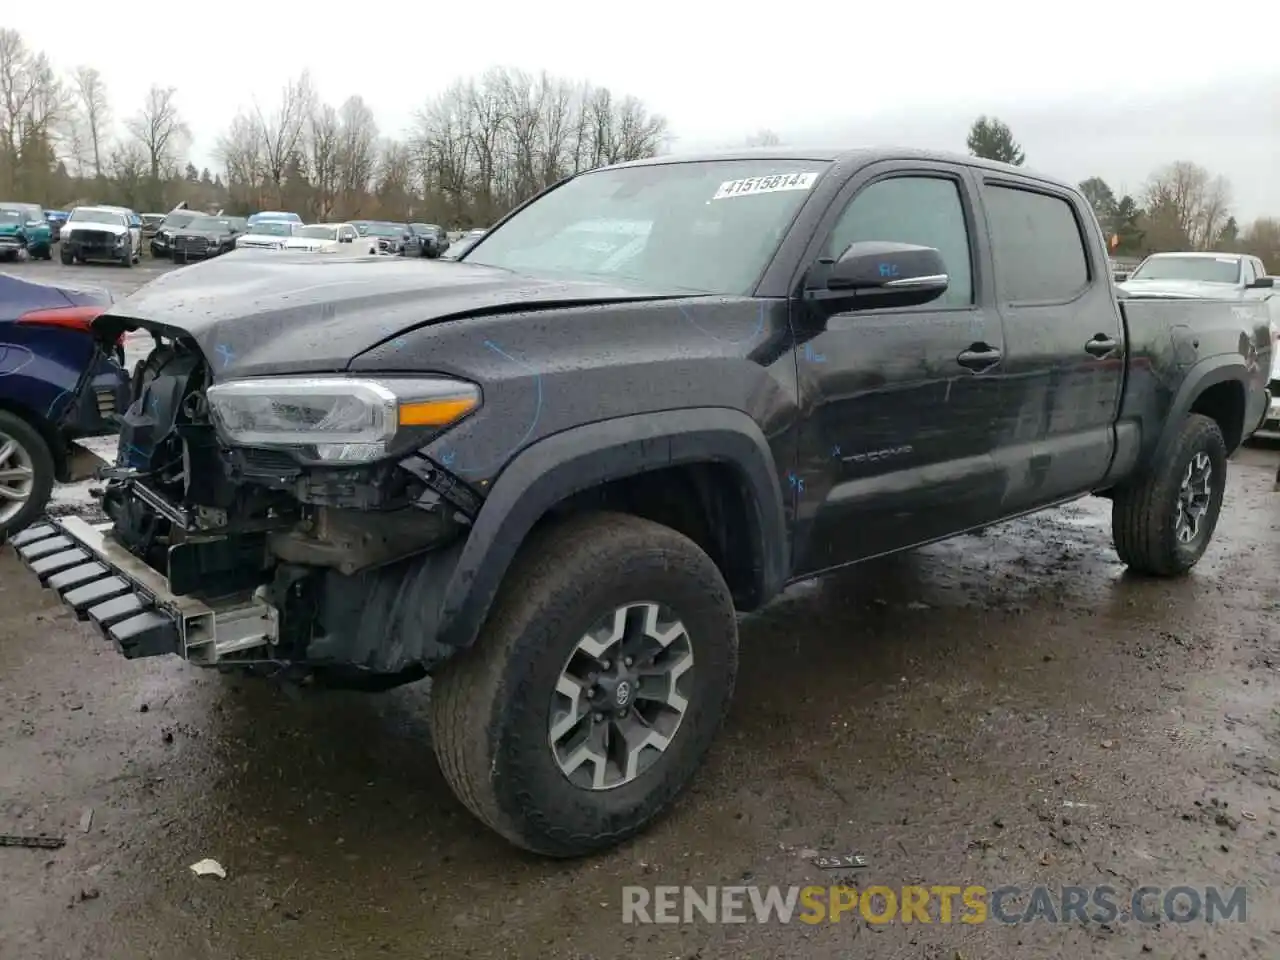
[1117,252,1280,437]
[283,222,381,255]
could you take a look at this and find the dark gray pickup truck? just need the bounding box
[8,148,1271,857]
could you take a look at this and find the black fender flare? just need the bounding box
[1150,355,1251,467]
[435,407,790,650]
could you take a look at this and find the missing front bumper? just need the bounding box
[9,517,277,664]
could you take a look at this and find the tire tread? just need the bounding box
[429,510,736,856]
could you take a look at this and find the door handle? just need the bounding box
[956,344,1003,372]
[1085,334,1118,358]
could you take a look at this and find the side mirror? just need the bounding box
[27,220,43,228]
[1246,276,1274,289]
[808,241,948,311]
[1113,272,1129,283]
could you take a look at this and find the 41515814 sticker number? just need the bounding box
[712,172,819,200]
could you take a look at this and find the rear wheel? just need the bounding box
[60,247,73,265]
[429,511,739,857]
[0,411,55,543]
[1112,413,1227,576]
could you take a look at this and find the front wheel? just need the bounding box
[429,511,738,857]
[0,411,55,543]
[1112,413,1227,576]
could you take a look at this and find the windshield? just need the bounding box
[366,222,405,237]
[250,221,294,236]
[163,212,197,229]
[0,209,22,224]
[412,223,439,233]
[1129,255,1241,284]
[465,160,827,294]
[298,225,338,241]
[70,208,126,227]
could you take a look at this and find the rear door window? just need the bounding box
[984,184,1090,302]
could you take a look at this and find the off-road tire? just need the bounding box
[60,247,73,265]
[0,411,55,543]
[429,511,739,857]
[1112,413,1227,576]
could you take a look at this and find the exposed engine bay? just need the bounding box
[95,332,479,684]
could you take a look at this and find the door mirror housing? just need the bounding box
[1113,271,1129,283]
[808,241,949,312]
[1246,275,1274,289]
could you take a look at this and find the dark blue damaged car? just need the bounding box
[0,273,130,539]
[6,148,1270,858]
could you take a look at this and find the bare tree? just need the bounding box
[126,85,189,181]
[1142,161,1232,250]
[335,95,378,215]
[255,72,314,205]
[0,28,67,196]
[215,112,265,209]
[375,139,414,214]
[108,140,148,208]
[412,80,474,224]
[535,73,573,188]
[307,103,339,220]
[72,66,111,178]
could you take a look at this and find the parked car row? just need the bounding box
[151,212,458,261]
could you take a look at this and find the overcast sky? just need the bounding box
[9,2,1280,218]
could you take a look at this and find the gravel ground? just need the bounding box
[2,258,1279,960]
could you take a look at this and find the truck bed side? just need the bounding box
[1105,296,1271,486]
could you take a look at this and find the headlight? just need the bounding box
[206,376,481,464]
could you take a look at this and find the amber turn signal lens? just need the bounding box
[398,396,478,427]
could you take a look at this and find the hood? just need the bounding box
[1116,278,1242,300]
[0,223,24,236]
[67,221,129,236]
[96,252,679,379]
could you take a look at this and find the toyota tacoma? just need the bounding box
[8,148,1271,857]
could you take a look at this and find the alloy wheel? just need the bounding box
[548,602,695,791]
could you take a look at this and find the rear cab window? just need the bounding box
[983,183,1091,302]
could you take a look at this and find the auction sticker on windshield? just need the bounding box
[713,172,819,200]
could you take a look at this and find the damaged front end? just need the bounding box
[12,324,484,689]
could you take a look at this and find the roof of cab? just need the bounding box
[602,146,1069,188]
